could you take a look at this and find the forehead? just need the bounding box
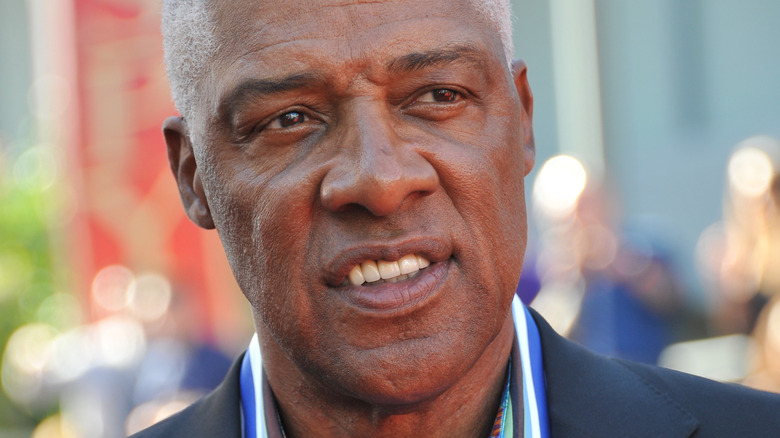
[204,0,504,102]
[211,0,490,49]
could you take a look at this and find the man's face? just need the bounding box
[169,0,534,406]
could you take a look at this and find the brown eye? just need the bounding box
[432,89,457,102]
[265,111,307,130]
[405,87,467,121]
[277,111,305,128]
[418,88,461,104]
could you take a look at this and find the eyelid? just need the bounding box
[416,88,461,103]
[232,105,322,145]
[405,85,471,106]
[266,111,307,130]
[396,85,472,123]
[258,107,319,132]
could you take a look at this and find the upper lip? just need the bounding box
[323,236,453,287]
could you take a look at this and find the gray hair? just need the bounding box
[162,0,514,124]
[161,0,217,127]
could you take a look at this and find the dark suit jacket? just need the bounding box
[131,309,780,437]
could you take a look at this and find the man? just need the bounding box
[134,0,780,436]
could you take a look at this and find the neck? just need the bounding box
[260,315,516,438]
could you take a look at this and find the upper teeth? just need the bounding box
[348,254,430,286]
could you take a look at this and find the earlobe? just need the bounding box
[163,116,215,230]
[511,59,536,176]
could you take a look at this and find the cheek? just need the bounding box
[204,158,326,345]
[203,163,295,295]
[437,126,528,296]
[494,140,529,290]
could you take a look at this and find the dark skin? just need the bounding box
[163,0,535,436]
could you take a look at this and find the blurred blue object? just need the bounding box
[516,255,542,304]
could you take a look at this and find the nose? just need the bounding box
[320,103,439,216]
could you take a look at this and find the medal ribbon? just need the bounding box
[240,334,265,438]
[513,294,550,438]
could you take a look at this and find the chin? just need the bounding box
[323,330,494,410]
[346,372,457,412]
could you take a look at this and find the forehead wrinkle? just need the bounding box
[213,3,388,59]
[387,44,487,73]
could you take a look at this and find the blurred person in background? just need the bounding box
[568,229,684,365]
[706,136,780,335]
[679,136,780,388]
[132,1,780,437]
[531,157,683,364]
[720,136,780,394]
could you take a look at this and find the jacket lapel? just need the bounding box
[528,308,699,438]
[167,354,244,438]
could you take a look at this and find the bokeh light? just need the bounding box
[12,144,60,191]
[91,315,146,368]
[45,327,92,384]
[728,142,774,198]
[37,293,82,331]
[127,273,172,323]
[91,265,134,313]
[533,155,588,219]
[1,323,58,406]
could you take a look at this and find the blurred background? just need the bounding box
[0,0,779,436]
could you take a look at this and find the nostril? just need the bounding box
[319,141,439,216]
[321,172,439,215]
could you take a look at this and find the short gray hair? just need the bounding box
[161,0,217,126]
[162,0,513,123]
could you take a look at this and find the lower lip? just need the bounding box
[336,260,449,312]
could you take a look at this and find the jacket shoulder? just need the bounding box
[619,358,780,436]
[529,307,780,437]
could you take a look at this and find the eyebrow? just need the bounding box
[218,72,323,122]
[386,44,486,73]
[218,44,488,121]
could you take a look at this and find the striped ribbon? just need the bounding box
[239,333,264,438]
[513,294,550,438]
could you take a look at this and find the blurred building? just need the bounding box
[1,1,248,436]
[514,0,780,302]
[1,0,250,337]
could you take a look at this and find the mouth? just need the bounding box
[326,241,452,313]
[342,254,431,286]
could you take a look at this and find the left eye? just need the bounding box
[420,88,460,103]
[268,111,307,129]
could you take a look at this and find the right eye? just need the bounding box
[267,111,308,130]
[418,88,461,104]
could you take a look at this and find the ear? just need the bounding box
[163,116,215,229]
[512,59,535,176]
